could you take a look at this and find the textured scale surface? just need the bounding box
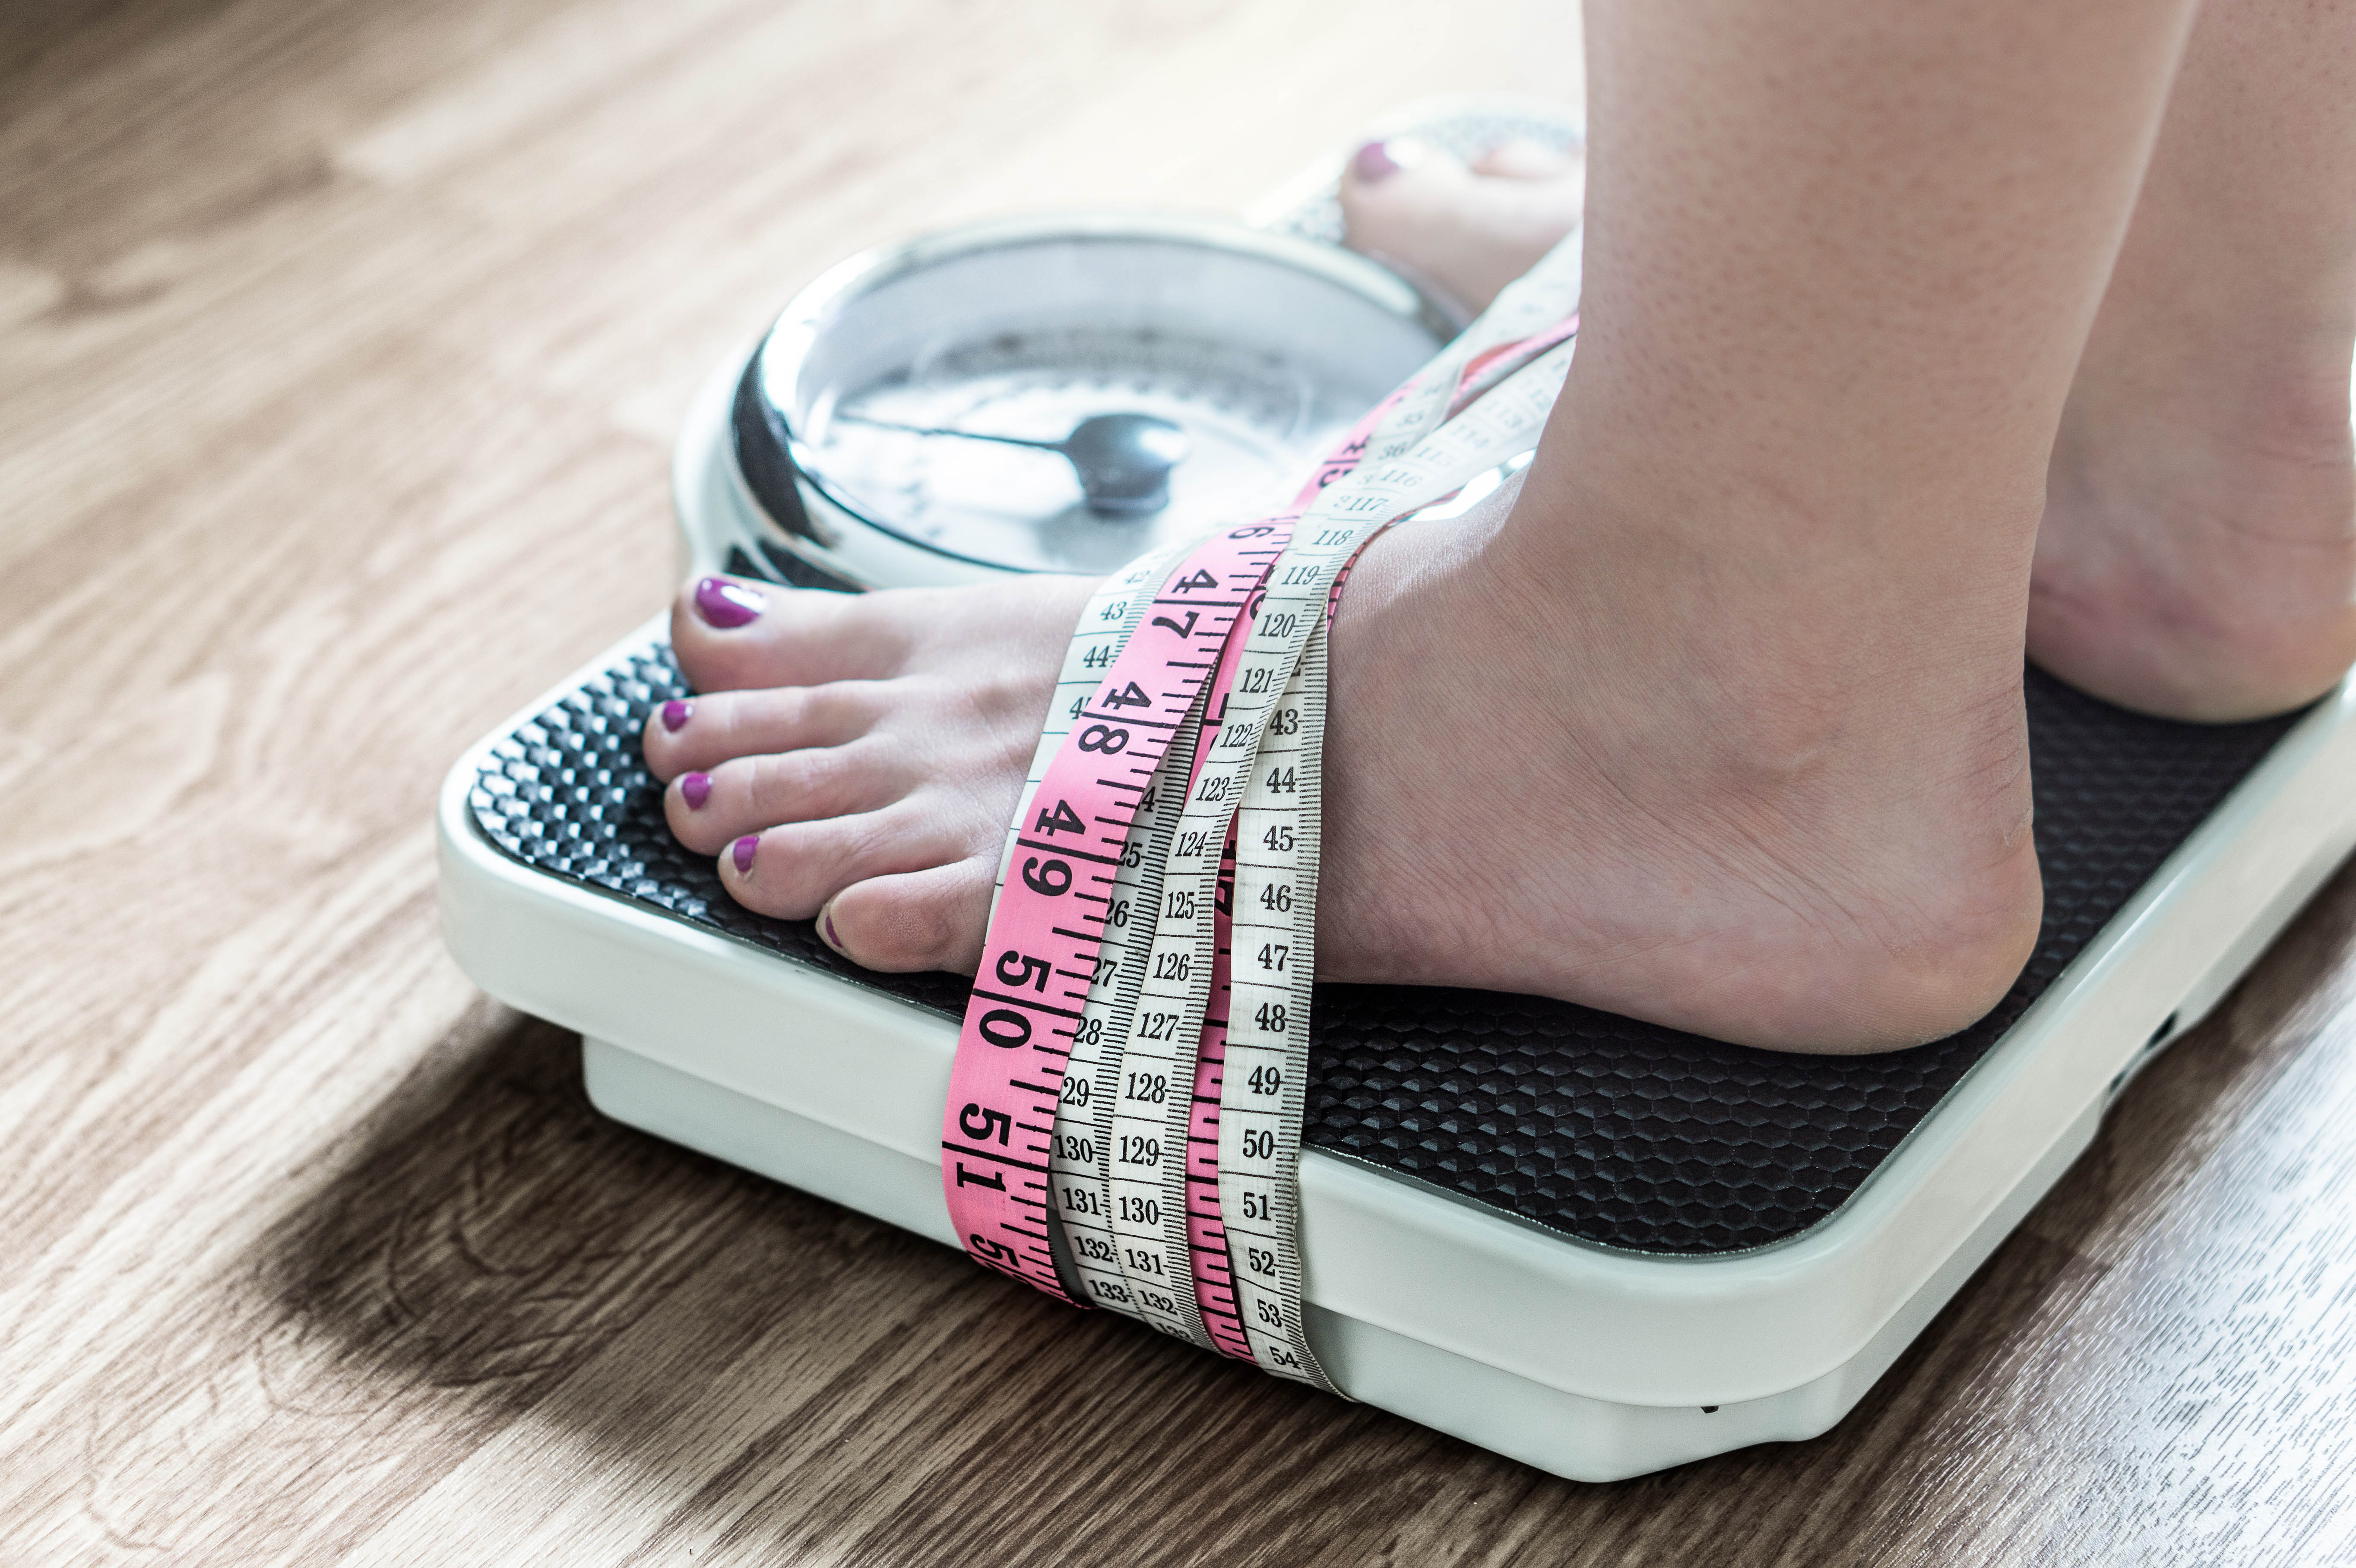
[469,642,2298,1255]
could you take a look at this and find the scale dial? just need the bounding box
[810,326,1317,575]
[741,216,1457,582]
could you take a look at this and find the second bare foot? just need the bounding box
[2031,351,2356,722]
[1339,136,1586,316]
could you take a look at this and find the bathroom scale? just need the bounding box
[435,104,2356,1481]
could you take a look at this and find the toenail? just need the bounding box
[1350,139,1401,184]
[820,909,843,952]
[732,834,759,874]
[660,699,694,732]
[681,771,711,809]
[694,577,765,629]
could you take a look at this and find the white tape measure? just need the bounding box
[940,237,1585,1392]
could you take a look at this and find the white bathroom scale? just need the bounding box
[434,107,2356,1482]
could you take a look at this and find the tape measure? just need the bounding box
[940,237,1585,1392]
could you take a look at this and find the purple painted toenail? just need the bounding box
[823,912,842,951]
[694,576,764,629]
[660,699,694,732]
[1351,139,1401,184]
[681,771,711,809]
[732,834,758,874]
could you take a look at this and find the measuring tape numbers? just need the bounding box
[941,237,1586,1391]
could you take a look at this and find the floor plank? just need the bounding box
[4,1,2352,1562]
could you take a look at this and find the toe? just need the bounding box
[817,857,995,974]
[1469,136,1581,181]
[669,575,912,695]
[1340,137,1475,214]
[665,737,910,854]
[1340,138,1586,314]
[643,681,884,781]
[717,802,972,923]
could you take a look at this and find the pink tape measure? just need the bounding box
[939,240,1585,1392]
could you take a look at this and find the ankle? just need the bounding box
[2065,319,2355,479]
[1503,424,2036,733]
[2035,328,2356,721]
[1469,462,2045,1052]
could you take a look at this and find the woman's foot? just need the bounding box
[644,468,2042,1056]
[2029,347,2356,722]
[2020,0,2356,724]
[1339,135,1586,315]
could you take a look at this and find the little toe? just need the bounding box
[817,857,995,975]
[669,575,912,695]
[665,739,910,854]
[717,804,971,923]
[643,681,883,781]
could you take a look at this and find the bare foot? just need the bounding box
[2026,263,2356,720]
[643,469,2041,1055]
[2028,329,2356,722]
[2012,0,2356,724]
[1339,136,1586,316]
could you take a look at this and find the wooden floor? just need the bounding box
[4,2,2353,1562]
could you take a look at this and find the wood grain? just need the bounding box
[2,2,2351,1562]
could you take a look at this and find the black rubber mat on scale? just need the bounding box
[469,642,2300,1255]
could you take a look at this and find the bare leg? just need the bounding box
[1344,3,2356,722]
[647,0,2204,1052]
[2030,0,2356,720]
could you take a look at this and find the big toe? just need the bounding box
[670,575,908,694]
[1469,135,1580,181]
[819,858,996,974]
[1340,137,1586,315]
